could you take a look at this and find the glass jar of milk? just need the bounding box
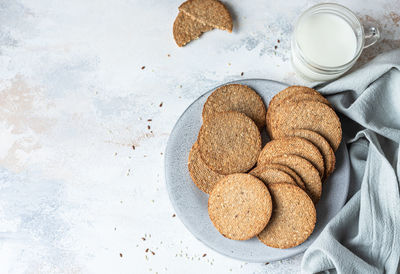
[291,3,380,81]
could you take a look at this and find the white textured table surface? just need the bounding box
[0,0,399,273]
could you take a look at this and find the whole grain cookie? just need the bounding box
[173,12,213,47]
[264,155,322,203]
[202,84,266,128]
[258,137,324,178]
[266,86,330,138]
[285,129,336,181]
[269,86,321,108]
[254,163,306,190]
[188,142,225,193]
[249,166,297,186]
[179,0,233,32]
[208,174,272,240]
[269,101,342,151]
[198,111,261,174]
[257,183,316,249]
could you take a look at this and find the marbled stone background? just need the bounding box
[0,0,399,273]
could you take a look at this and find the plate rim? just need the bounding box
[164,78,350,263]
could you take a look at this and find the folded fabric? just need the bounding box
[301,49,400,274]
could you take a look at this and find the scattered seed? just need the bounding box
[172,214,176,217]
[132,145,136,150]
[151,251,155,255]
[265,262,270,265]
[120,253,123,257]
[145,248,149,253]
[274,45,278,49]
[148,119,152,122]
[167,54,171,57]
[277,39,280,43]
[241,72,244,76]
[202,254,207,257]
[141,66,145,70]
[141,237,146,241]
[147,125,151,130]
[159,102,163,107]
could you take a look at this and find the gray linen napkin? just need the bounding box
[301,49,400,274]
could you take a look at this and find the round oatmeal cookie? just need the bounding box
[188,142,225,193]
[208,174,272,240]
[249,166,297,186]
[198,111,261,174]
[252,163,305,190]
[285,129,336,181]
[202,84,266,129]
[266,86,330,138]
[264,155,322,203]
[257,183,316,249]
[258,137,324,178]
[269,101,342,151]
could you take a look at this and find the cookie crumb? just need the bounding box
[167,54,171,57]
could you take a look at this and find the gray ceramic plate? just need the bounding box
[165,79,350,263]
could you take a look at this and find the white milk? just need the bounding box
[296,13,357,67]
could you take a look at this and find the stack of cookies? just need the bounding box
[173,0,233,47]
[188,84,342,248]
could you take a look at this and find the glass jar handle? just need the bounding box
[363,26,380,49]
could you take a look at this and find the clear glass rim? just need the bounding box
[293,2,365,73]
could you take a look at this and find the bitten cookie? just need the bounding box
[208,174,272,240]
[179,0,233,32]
[188,142,225,193]
[258,137,324,178]
[198,111,261,174]
[264,154,322,203]
[173,12,213,47]
[202,84,266,129]
[257,183,316,249]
